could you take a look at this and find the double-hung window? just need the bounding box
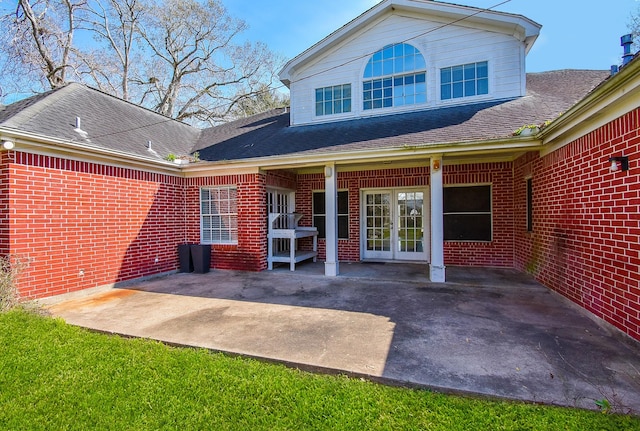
[200,186,238,244]
[313,191,349,239]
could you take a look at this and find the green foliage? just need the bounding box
[513,124,540,136]
[596,398,612,414]
[1,310,639,430]
[165,153,176,162]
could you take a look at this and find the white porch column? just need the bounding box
[324,163,339,276]
[430,155,446,282]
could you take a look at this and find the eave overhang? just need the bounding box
[0,127,183,176]
[0,123,543,178]
[279,0,540,87]
[183,135,542,177]
[540,57,640,156]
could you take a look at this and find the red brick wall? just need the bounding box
[297,168,431,261]
[185,173,267,272]
[7,152,186,299]
[266,170,297,190]
[443,162,514,267]
[514,108,640,340]
[0,152,9,256]
[295,164,514,266]
[6,151,268,299]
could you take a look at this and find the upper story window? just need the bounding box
[316,84,352,116]
[441,61,488,100]
[363,43,426,110]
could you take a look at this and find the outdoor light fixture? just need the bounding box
[609,156,629,172]
[432,159,441,171]
[1,140,14,150]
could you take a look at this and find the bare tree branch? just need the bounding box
[0,0,286,125]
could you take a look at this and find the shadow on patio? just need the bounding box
[44,264,640,414]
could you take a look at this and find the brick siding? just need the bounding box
[514,108,640,340]
[3,152,268,299]
[296,164,513,266]
[5,152,186,299]
[443,162,515,267]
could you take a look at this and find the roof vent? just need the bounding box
[621,34,634,66]
[73,116,88,139]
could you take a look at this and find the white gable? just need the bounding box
[280,0,541,127]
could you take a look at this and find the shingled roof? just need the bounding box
[194,70,609,162]
[0,83,198,161]
[0,70,609,164]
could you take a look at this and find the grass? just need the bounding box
[1,309,639,430]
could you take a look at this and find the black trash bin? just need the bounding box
[190,244,211,274]
[178,243,194,273]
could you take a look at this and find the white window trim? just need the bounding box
[314,83,353,118]
[435,57,494,107]
[200,186,238,245]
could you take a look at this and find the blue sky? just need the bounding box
[226,0,639,73]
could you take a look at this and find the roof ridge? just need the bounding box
[66,83,197,131]
[0,84,70,127]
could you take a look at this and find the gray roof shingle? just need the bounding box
[194,70,610,162]
[0,83,198,161]
[1,70,610,164]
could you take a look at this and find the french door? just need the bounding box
[362,189,429,261]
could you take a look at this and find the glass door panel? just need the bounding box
[363,191,392,259]
[362,188,429,261]
[396,191,427,260]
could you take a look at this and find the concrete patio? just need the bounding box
[42,263,640,414]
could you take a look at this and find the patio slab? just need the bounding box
[42,264,640,414]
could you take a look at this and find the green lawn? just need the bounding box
[1,309,638,430]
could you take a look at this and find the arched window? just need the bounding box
[363,43,426,110]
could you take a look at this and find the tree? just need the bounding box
[135,0,282,124]
[0,0,286,125]
[1,0,85,91]
[78,0,144,101]
[628,5,640,55]
[231,83,290,118]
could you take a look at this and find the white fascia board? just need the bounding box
[279,0,540,85]
[0,128,183,175]
[540,59,640,156]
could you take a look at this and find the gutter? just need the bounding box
[184,136,543,175]
[0,127,183,176]
[1,119,544,178]
[540,57,640,150]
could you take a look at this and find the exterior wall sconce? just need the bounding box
[609,156,629,172]
[1,140,15,150]
[324,166,333,178]
[432,159,441,171]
